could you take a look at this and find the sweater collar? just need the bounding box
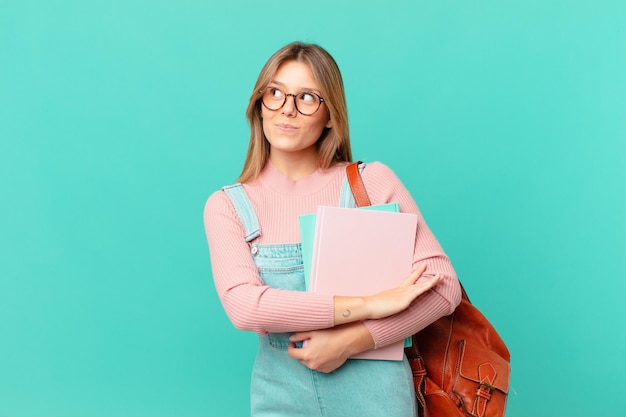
[257,160,346,196]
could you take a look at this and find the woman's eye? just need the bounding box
[300,93,316,103]
[270,88,283,98]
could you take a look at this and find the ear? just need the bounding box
[325,118,333,129]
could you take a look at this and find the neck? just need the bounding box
[269,150,318,181]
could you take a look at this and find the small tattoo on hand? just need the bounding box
[342,310,351,318]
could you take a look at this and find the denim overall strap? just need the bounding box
[339,162,366,208]
[222,184,261,242]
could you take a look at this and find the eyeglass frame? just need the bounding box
[259,87,326,116]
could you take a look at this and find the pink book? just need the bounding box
[309,206,418,360]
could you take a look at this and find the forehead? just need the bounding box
[271,61,319,91]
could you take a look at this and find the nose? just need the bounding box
[281,94,297,117]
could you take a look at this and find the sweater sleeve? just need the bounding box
[204,190,335,335]
[359,162,463,349]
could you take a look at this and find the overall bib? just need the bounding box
[223,167,417,417]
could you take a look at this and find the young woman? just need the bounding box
[204,42,462,417]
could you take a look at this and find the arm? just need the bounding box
[289,162,462,363]
[358,162,462,349]
[288,269,444,373]
[204,190,441,335]
[205,190,334,334]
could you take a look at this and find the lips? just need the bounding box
[275,123,298,133]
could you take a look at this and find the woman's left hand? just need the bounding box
[287,323,374,373]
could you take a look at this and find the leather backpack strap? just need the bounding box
[408,353,428,411]
[346,161,372,207]
[347,161,471,304]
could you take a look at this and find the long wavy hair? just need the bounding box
[237,42,352,183]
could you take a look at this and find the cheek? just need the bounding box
[319,108,332,128]
[260,107,274,127]
[261,117,272,140]
[260,105,271,120]
[313,112,331,132]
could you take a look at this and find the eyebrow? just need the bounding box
[268,80,321,94]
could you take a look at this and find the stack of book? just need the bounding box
[299,204,418,360]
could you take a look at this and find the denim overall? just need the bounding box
[223,166,417,417]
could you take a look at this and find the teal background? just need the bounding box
[1,1,624,416]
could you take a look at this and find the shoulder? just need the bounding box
[355,161,413,206]
[204,186,238,220]
[361,161,403,184]
[205,187,228,206]
[204,179,264,221]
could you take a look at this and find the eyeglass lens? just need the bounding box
[261,88,322,115]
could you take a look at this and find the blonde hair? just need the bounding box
[237,42,352,183]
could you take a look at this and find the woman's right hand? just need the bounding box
[333,264,443,325]
[365,264,443,320]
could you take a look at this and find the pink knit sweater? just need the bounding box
[204,161,462,349]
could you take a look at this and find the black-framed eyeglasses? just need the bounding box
[260,87,325,116]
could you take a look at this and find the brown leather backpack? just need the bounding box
[347,162,511,417]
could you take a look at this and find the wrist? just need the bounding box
[343,322,375,356]
[334,296,370,325]
[362,295,376,320]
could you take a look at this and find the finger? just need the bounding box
[287,343,303,359]
[415,274,444,291]
[400,264,428,286]
[416,263,428,273]
[289,332,310,343]
[430,273,444,285]
[404,275,439,298]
